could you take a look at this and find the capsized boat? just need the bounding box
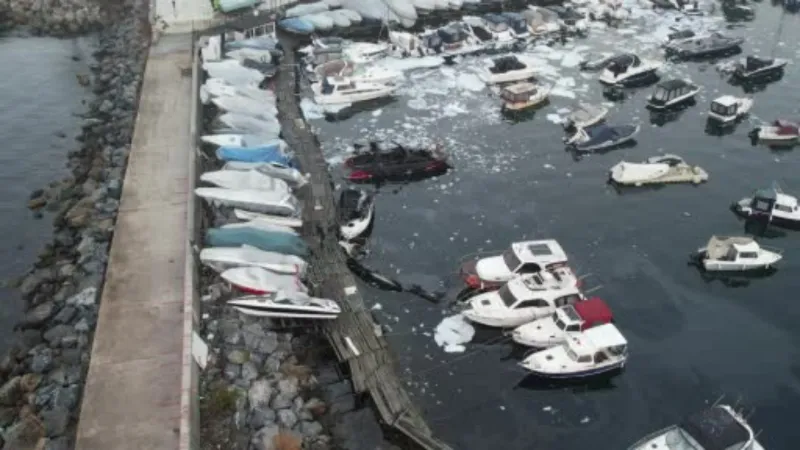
[338,188,375,241]
[665,32,743,59]
[195,188,299,216]
[692,235,782,272]
[344,141,450,183]
[512,297,613,348]
[610,154,708,186]
[566,123,640,152]
[221,267,308,295]
[708,95,752,124]
[228,292,341,319]
[753,119,800,144]
[627,405,766,450]
[462,270,585,328]
[519,323,628,379]
[598,54,661,87]
[311,59,401,85]
[215,145,293,166]
[201,134,284,149]
[733,184,800,228]
[203,59,265,86]
[200,78,276,105]
[479,55,537,85]
[210,95,277,120]
[500,82,550,113]
[312,77,397,105]
[200,169,291,193]
[460,239,572,290]
[732,55,787,81]
[234,209,303,229]
[562,103,608,132]
[206,227,309,257]
[217,113,281,136]
[200,245,308,275]
[647,79,700,110]
[223,161,309,187]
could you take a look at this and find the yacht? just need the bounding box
[312,76,397,105]
[459,239,572,290]
[598,54,662,87]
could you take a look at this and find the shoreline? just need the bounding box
[0,0,150,447]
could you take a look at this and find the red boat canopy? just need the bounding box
[574,297,613,330]
[773,120,799,135]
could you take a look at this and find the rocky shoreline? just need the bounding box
[1,0,103,36]
[0,0,149,448]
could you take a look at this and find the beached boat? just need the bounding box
[665,32,743,59]
[279,18,316,35]
[312,77,396,105]
[200,79,275,105]
[692,235,782,272]
[217,113,281,136]
[519,323,628,379]
[215,145,292,166]
[228,292,341,319]
[221,267,308,295]
[207,227,308,257]
[459,239,572,290]
[598,54,661,87]
[512,297,613,348]
[285,2,329,17]
[609,154,708,186]
[707,95,752,125]
[195,188,299,216]
[200,169,291,193]
[733,184,800,228]
[200,245,308,275]
[566,123,640,152]
[498,12,530,40]
[480,55,537,85]
[203,59,265,86]
[338,188,375,241]
[221,219,298,237]
[647,79,701,110]
[225,47,273,65]
[234,209,303,228]
[223,161,308,187]
[500,82,550,113]
[201,134,282,148]
[210,95,277,120]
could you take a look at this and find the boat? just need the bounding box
[413,23,481,58]
[459,239,572,290]
[338,188,375,241]
[384,0,418,25]
[312,59,401,85]
[206,227,309,257]
[480,14,516,44]
[562,103,608,133]
[210,95,277,120]
[224,35,280,52]
[201,36,222,62]
[221,267,308,295]
[215,145,293,166]
[461,270,585,328]
[222,219,298,237]
[195,188,299,216]
[579,53,616,72]
[306,36,391,65]
[228,293,341,319]
[203,59,265,86]
[479,55,537,85]
[732,56,787,82]
[461,16,496,44]
[628,405,765,450]
[598,54,662,87]
[225,47,273,65]
[312,77,397,105]
[512,297,613,348]
[721,0,755,21]
[300,13,335,31]
[279,18,316,35]
[343,141,450,183]
[338,9,362,24]
[200,169,291,193]
[323,10,351,28]
[662,29,696,48]
[201,134,283,148]
[222,161,308,187]
[200,79,275,105]
[566,123,640,152]
[752,119,800,144]
[519,323,628,379]
[665,32,743,59]
[199,245,308,275]
[234,209,302,228]
[285,2,329,17]
[501,82,550,113]
[609,154,708,186]
[217,113,281,136]
[343,42,392,64]
[692,235,782,272]
[732,184,800,228]
[498,12,530,40]
[522,7,561,37]
[707,95,752,125]
[647,79,701,110]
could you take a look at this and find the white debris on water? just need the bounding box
[433,313,475,353]
[299,98,324,120]
[546,113,563,124]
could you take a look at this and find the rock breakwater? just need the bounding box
[2,0,103,36]
[0,0,149,447]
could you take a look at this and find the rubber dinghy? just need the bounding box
[217,113,281,136]
[206,227,309,257]
[201,135,284,149]
[203,60,265,86]
[210,95,277,120]
[228,293,341,319]
[221,267,308,295]
[195,188,299,216]
[200,245,308,275]
[223,161,308,187]
[200,169,291,193]
[200,79,275,105]
[215,145,293,166]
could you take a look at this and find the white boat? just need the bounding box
[409,0,436,14]
[733,184,800,228]
[201,36,222,62]
[609,154,709,186]
[203,59,265,86]
[501,82,550,113]
[194,188,299,216]
[200,245,308,274]
[211,95,277,120]
[431,0,449,10]
[385,0,418,23]
[234,209,303,228]
[565,123,640,152]
[338,188,375,241]
[300,13,335,31]
[459,239,572,290]
[479,55,537,85]
[313,59,402,85]
[221,267,308,295]
[222,219,298,236]
[520,323,628,379]
[338,9,362,23]
[479,14,516,44]
[733,56,787,81]
[708,95,752,124]
[562,103,608,134]
[285,2,329,17]
[628,405,766,450]
[200,169,291,193]
[323,10,351,28]
[461,270,584,328]
[647,79,701,110]
[523,7,561,37]
[218,113,281,136]
[512,297,613,348]
[694,235,782,272]
[755,120,800,144]
[312,77,397,105]
[229,292,341,320]
[226,47,273,64]
[222,161,309,187]
[200,78,276,105]
[598,54,662,87]
[343,42,392,64]
[201,134,283,148]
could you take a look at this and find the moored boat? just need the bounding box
[707,95,752,124]
[647,79,700,110]
[337,188,375,241]
[199,245,308,275]
[206,227,308,257]
[732,55,787,82]
[598,53,661,87]
[221,267,308,295]
[566,123,640,152]
[732,183,800,228]
[222,161,309,187]
[200,169,291,193]
[692,235,782,272]
[479,55,537,85]
[610,154,708,186]
[512,297,613,348]
[195,188,299,216]
[459,239,572,290]
[665,32,743,59]
[752,119,800,144]
[562,103,608,133]
[500,82,550,113]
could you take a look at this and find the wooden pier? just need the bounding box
[273,31,453,450]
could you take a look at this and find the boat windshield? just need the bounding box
[565,346,579,361]
[652,86,669,101]
[502,248,522,271]
[554,313,567,331]
[711,102,735,116]
[672,427,707,450]
[497,285,518,307]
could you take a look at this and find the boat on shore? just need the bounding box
[206,227,309,256]
[200,245,308,275]
[195,188,299,216]
[200,169,292,193]
[221,267,308,295]
[201,134,284,149]
[228,293,341,319]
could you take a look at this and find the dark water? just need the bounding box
[0,35,94,355]
[308,3,800,449]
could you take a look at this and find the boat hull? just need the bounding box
[232,306,339,319]
[522,361,625,379]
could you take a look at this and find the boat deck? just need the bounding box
[74,34,193,450]
[614,165,709,186]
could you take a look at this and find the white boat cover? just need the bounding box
[222,220,298,236]
[338,9,362,22]
[200,169,291,193]
[285,2,329,17]
[341,0,396,22]
[225,47,272,64]
[301,13,335,30]
[385,0,418,21]
[410,0,436,10]
[202,60,264,86]
[201,134,284,148]
[211,95,277,120]
[223,162,308,187]
[324,10,352,27]
[610,162,670,184]
[322,0,343,7]
[201,79,276,105]
[234,209,303,228]
[222,267,308,293]
[194,188,299,215]
[200,245,308,274]
[201,36,222,62]
[218,113,281,135]
[705,236,755,260]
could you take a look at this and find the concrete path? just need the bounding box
[74,34,193,450]
[155,0,218,34]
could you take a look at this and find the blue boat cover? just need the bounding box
[216,145,294,166]
[206,227,309,257]
[279,18,316,34]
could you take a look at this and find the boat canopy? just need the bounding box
[573,297,613,328]
[679,406,751,450]
[704,235,756,260]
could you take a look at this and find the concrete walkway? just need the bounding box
[75,34,193,450]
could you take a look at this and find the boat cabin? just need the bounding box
[648,79,699,108]
[677,406,756,450]
[320,76,359,95]
[748,186,798,218]
[501,82,538,103]
[710,95,740,118]
[504,240,569,273]
[489,55,526,74]
[495,274,582,310]
[555,297,613,333]
[563,323,628,365]
[704,236,762,261]
[483,13,511,33]
[499,12,529,35]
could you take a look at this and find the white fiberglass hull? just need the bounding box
[702,252,782,271]
[200,246,308,274]
[218,113,281,136]
[340,202,374,241]
[203,60,265,86]
[511,323,565,348]
[201,134,284,149]
[226,47,272,64]
[195,188,299,216]
[480,66,537,85]
[222,267,308,294]
[211,95,277,120]
[234,209,303,228]
[598,61,662,86]
[228,293,340,318]
[201,79,275,105]
[200,169,291,193]
[312,83,397,105]
[757,126,798,142]
[222,162,308,187]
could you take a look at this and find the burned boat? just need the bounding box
[343,141,450,183]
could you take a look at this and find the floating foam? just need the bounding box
[434,314,475,353]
